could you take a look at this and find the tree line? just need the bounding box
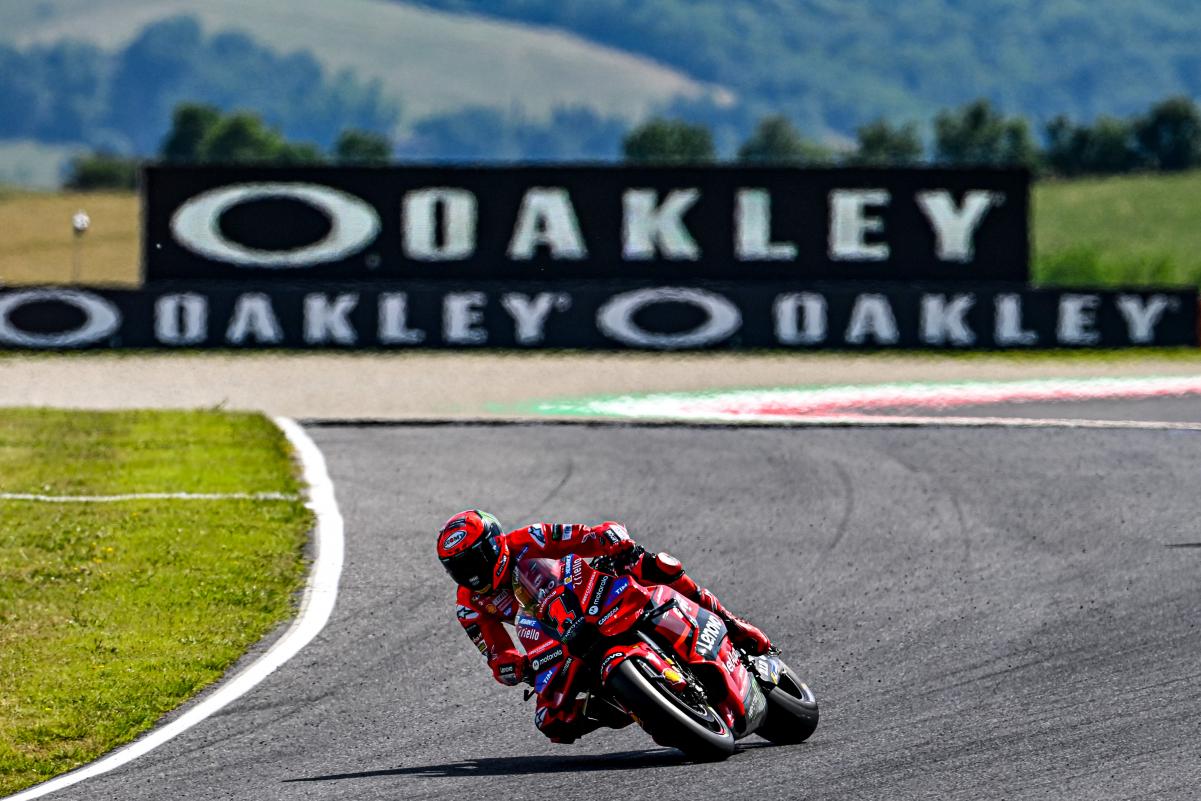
[67,104,393,189]
[69,94,1201,189]
[1,16,395,157]
[403,0,1201,150]
[625,97,1201,175]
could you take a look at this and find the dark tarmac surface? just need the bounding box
[862,395,1201,423]
[46,402,1201,800]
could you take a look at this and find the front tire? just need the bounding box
[756,662,819,744]
[606,657,736,761]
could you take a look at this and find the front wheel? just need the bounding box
[756,661,819,744]
[605,657,735,761]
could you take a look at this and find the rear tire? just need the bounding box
[606,657,736,761]
[756,662,819,744]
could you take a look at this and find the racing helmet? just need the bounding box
[437,510,509,592]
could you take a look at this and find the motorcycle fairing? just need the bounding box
[540,655,584,707]
[516,610,570,687]
[751,654,784,687]
[641,586,761,736]
[598,642,680,688]
[517,552,768,740]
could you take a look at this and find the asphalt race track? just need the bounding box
[44,401,1201,801]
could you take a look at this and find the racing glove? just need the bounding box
[490,652,529,686]
[599,522,637,559]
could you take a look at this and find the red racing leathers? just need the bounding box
[455,522,629,684]
[454,521,771,743]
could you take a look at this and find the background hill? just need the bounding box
[4,0,1201,184]
[0,0,723,183]
[409,0,1201,137]
[1,0,720,123]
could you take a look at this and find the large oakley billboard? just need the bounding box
[143,166,1030,283]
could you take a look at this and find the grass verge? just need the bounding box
[0,409,311,796]
[1033,170,1201,288]
[0,191,139,288]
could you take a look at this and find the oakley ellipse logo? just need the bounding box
[0,289,121,347]
[170,183,381,268]
[597,287,742,348]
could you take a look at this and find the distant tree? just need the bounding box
[196,112,281,163]
[0,41,109,145]
[104,16,397,155]
[738,115,805,163]
[622,117,715,164]
[1134,96,1201,171]
[334,129,392,164]
[1087,116,1143,173]
[1044,114,1140,176]
[161,102,221,163]
[401,105,626,161]
[850,119,924,166]
[934,99,1038,167]
[1044,115,1091,176]
[105,16,206,153]
[64,153,139,190]
[276,141,326,165]
[737,115,832,164]
[32,41,110,144]
[520,106,628,160]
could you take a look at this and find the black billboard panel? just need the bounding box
[1,284,1189,350]
[143,166,1030,283]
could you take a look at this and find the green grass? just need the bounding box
[1033,171,1201,288]
[0,410,310,796]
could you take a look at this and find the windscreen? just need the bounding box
[513,557,562,610]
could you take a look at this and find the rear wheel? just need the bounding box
[756,662,819,744]
[606,657,735,761]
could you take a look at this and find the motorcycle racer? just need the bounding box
[437,509,773,743]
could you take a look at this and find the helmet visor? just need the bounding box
[440,535,498,592]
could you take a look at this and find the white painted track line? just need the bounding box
[0,492,299,503]
[3,417,344,801]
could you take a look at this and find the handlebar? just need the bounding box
[591,544,645,576]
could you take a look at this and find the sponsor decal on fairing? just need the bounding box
[696,611,726,660]
[530,646,565,671]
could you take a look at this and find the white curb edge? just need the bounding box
[3,416,344,801]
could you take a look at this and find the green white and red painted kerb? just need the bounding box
[524,376,1201,423]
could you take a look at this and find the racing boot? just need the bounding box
[634,551,774,656]
[538,699,601,744]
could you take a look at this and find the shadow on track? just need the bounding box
[284,748,691,783]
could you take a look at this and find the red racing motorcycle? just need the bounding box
[513,551,819,760]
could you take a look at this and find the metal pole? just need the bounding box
[71,210,90,284]
[72,233,81,283]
